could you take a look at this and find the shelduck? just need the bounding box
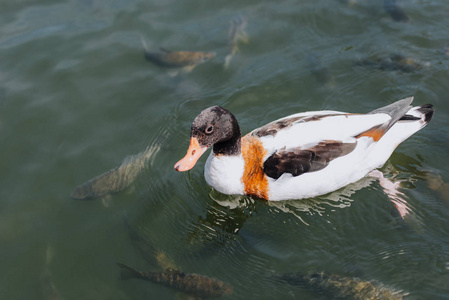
[174,97,434,201]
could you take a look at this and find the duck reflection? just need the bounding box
[191,151,447,238]
[186,193,259,248]
[388,152,449,203]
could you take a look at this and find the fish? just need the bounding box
[40,245,64,300]
[382,154,449,204]
[383,0,409,23]
[117,263,233,299]
[123,215,234,297]
[123,214,179,270]
[426,172,449,203]
[306,53,335,88]
[356,53,429,73]
[224,16,248,69]
[144,48,216,71]
[141,38,215,74]
[277,272,406,300]
[71,145,160,200]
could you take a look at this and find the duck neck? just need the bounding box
[213,128,242,156]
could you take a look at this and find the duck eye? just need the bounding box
[205,125,213,134]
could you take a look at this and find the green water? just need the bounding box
[1,0,449,299]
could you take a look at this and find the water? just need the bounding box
[1,0,449,299]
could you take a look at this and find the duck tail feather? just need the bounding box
[369,97,414,130]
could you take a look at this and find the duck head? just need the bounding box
[174,106,241,171]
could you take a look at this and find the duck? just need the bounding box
[174,97,434,201]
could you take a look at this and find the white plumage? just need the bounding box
[176,97,434,201]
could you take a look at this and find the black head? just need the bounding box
[174,106,241,172]
[191,106,240,150]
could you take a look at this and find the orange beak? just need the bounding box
[174,137,209,172]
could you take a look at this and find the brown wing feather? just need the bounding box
[263,140,357,180]
[251,114,344,138]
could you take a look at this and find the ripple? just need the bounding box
[0,2,112,49]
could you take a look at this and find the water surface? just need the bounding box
[1,0,449,299]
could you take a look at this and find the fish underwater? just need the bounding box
[141,38,215,74]
[383,0,409,23]
[356,53,429,73]
[224,16,248,69]
[444,43,449,56]
[306,53,335,89]
[71,145,159,201]
[40,245,64,300]
[123,213,180,270]
[277,272,406,300]
[117,263,232,299]
[425,172,449,203]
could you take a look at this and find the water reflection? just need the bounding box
[199,153,447,233]
[115,139,448,299]
[186,193,257,248]
[389,152,449,204]
[67,101,445,299]
[208,174,384,226]
[128,147,446,258]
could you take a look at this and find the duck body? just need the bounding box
[175,98,434,201]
